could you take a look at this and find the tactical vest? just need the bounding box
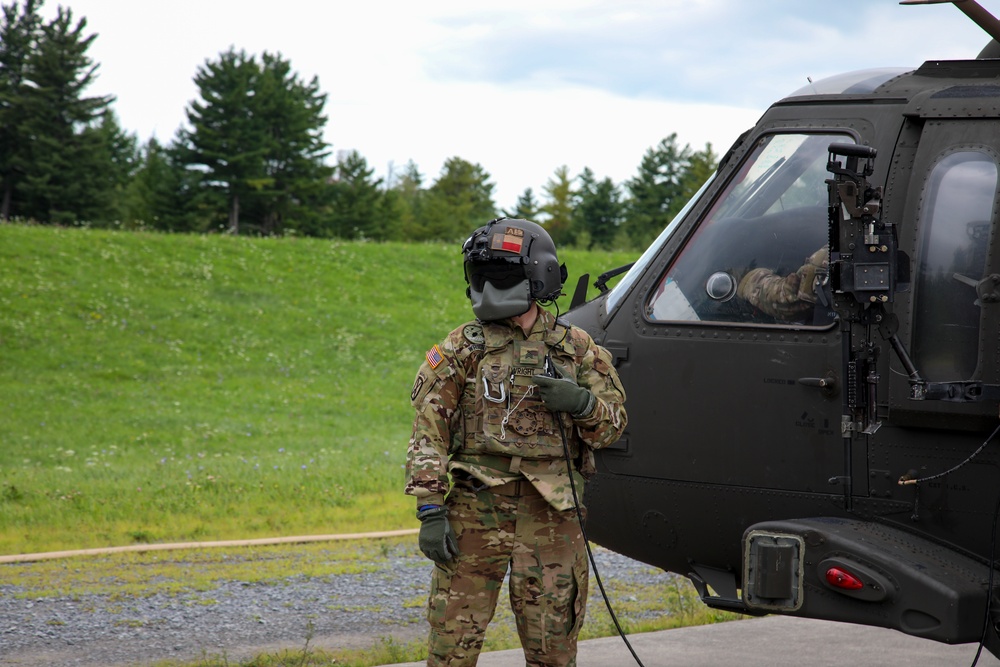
[457,321,581,461]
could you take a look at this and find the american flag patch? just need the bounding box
[426,344,444,369]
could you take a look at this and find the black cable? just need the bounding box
[542,301,645,665]
[557,415,647,667]
[899,423,1000,487]
[901,422,1000,667]
[969,488,1000,667]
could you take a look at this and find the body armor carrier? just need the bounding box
[457,322,581,462]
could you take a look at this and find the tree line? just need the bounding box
[0,0,718,250]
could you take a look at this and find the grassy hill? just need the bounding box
[0,224,636,554]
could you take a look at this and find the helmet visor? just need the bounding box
[466,260,527,292]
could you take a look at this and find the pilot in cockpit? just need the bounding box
[736,246,830,322]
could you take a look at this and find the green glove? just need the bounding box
[532,365,596,417]
[416,506,459,564]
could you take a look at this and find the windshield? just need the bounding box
[645,132,852,326]
[604,175,716,315]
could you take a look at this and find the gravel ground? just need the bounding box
[0,544,677,667]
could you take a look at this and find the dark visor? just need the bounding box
[466,260,527,291]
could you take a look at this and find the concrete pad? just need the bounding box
[381,615,1000,667]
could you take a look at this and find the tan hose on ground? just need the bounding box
[0,528,419,564]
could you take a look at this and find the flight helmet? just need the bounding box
[462,218,567,321]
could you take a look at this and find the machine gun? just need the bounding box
[825,143,904,441]
[826,143,901,312]
[826,143,1000,410]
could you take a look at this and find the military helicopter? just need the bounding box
[563,0,1000,659]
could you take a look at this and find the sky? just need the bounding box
[39,0,995,210]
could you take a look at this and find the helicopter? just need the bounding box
[562,0,1000,659]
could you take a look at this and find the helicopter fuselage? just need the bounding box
[568,56,1000,655]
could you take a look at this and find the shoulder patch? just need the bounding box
[411,372,427,402]
[426,344,444,369]
[462,324,485,345]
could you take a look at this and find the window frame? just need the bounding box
[641,129,856,330]
[910,146,1000,381]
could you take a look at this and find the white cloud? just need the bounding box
[334,79,760,207]
[40,0,997,208]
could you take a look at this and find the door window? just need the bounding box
[912,150,997,380]
[646,133,846,326]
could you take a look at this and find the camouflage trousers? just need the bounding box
[425,481,589,667]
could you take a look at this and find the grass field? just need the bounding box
[0,223,637,555]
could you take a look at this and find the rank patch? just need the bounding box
[516,341,545,366]
[426,344,444,369]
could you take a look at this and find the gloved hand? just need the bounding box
[416,506,459,564]
[796,247,829,303]
[532,365,596,417]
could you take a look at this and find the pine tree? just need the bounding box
[540,165,576,246]
[179,49,264,233]
[178,49,333,235]
[505,187,540,221]
[126,137,202,231]
[251,52,332,235]
[0,0,41,220]
[327,150,385,239]
[373,189,403,242]
[1,2,113,223]
[89,110,139,226]
[393,160,425,240]
[419,157,496,241]
[574,167,623,250]
[681,143,719,204]
[623,133,695,249]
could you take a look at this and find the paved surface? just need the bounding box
[382,615,1000,667]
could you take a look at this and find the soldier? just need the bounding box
[737,246,830,322]
[406,217,628,667]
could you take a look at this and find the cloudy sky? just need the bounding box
[41,0,993,209]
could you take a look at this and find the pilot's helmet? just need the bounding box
[462,218,566,321]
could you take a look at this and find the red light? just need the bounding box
[826,567,865,590]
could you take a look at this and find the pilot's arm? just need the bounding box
[737,247,828,321]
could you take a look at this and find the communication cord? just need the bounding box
[545,339,647,667]
[968,482,1000,667]
[557,418,646,667]
[900,422,1000,667]
[899,423,1000,487]
[541,300,646,665]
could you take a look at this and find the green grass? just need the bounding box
[0,223,636,554]
[0,223,746,666]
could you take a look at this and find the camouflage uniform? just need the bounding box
[406,306,627,667]
[737,246,829,321]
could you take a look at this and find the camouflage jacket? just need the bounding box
[405,306,627,512]
[737,247,829,321]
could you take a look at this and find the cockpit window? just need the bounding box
[604,175,715,316]
[645,132,848,326]
[912,151,997,381]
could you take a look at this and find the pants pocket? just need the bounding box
[569,553,589,637]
